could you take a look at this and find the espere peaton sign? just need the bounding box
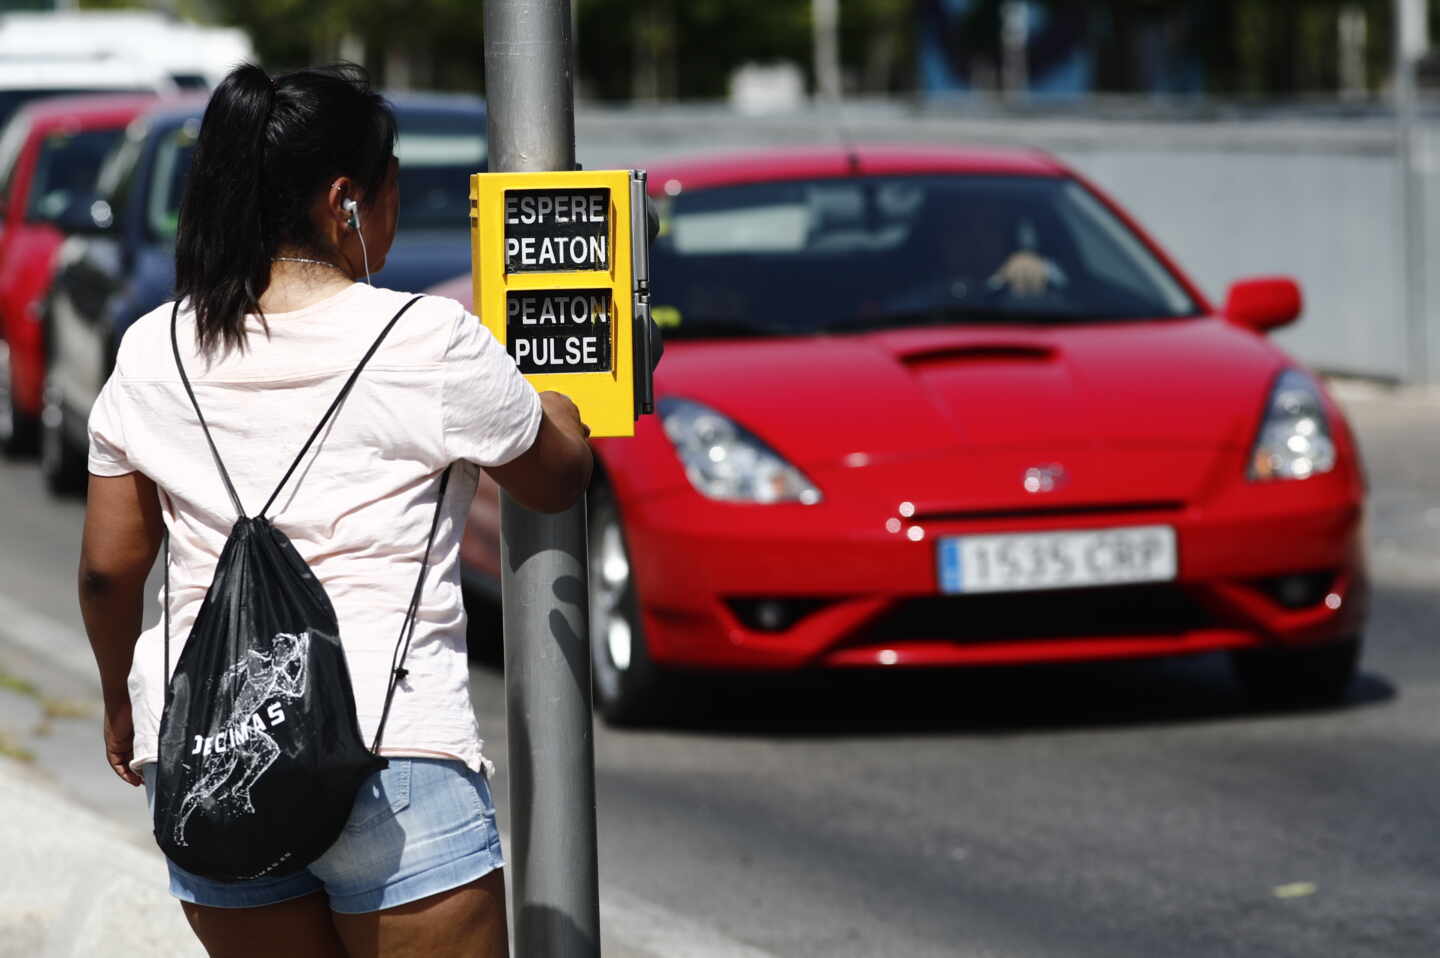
[470,170,649,438]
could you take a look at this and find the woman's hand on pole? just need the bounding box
[484,391,594,513]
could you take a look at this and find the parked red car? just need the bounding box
[0,92,154,452]
[437,145,1367,723]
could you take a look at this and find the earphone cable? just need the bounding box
[342,197,372,286]
[355,215,372,285]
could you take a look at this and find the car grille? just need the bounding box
[857,584,1216,644]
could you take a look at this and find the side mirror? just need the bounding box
[51,192,114,235]
[1224,276,1301,332]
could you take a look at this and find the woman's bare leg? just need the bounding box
[181,891,348,958]
[330,868,508,958]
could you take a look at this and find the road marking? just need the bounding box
[1272,882,1318,900]
[0,591,780,958]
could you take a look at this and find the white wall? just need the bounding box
[574,104,1419,381]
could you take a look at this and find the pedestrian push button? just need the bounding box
[470,169,655,438]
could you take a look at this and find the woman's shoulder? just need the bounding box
[366,285,469,324]
[110,301,186,381]
[352,286,473,359]
[113,290,477,379]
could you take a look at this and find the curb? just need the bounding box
[0,594,778,958]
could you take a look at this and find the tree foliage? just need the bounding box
[166,0,912,99]
[79,0,1433,99]
[577,0,914,99]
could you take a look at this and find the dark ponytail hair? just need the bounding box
[175,63,396,355]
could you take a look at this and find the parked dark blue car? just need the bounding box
[39,92,486,492]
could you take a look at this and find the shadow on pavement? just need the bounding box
[630,654,1397,739]
[464,588,1399,738]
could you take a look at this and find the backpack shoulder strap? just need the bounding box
[171,301,247,518]
[371,463,452,755]
[259,294,425,519]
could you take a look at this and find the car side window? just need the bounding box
[146,123,196,242]
[95,125,145,230]
[0,114,30,217]
[25,128,125,223]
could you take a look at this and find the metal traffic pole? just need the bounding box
[1388,0,1422,380]
[483,1,601,955]
[1395,0,1429,384]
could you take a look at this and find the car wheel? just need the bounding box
[588,482,668,725]
[1230,636,1362,706]
[39,379,86,496]
[0,340,38,456]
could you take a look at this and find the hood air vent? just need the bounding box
[897,343,1055,369]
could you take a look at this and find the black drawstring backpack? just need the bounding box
[152,296,451,882]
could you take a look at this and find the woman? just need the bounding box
[76,63,591,957]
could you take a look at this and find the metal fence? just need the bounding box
[574,102,1425,383]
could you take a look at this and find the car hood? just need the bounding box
[652,317,1289,509]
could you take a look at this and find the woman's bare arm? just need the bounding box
[78,471,163,785]
[484,391,594,514]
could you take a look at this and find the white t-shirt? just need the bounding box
[87,284,543,774]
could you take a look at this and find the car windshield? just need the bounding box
[147,121,196,240]
[146,113,487,240]
[649,174,1200,340]
[26,126,126,222]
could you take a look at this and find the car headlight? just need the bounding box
[659,397,821,504]
[1248,369,1337,481]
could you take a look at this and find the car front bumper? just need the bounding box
[624,472,1367,671]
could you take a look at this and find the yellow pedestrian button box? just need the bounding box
[470,169,652,438]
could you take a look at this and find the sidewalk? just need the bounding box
[0,752,780,958]
[0,605,782,958]
[0,756,204,957]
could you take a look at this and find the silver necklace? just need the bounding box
[274,256,347,275]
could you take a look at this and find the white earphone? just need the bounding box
[341,197,371,285]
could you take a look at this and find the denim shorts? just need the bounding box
[142,757,504,913]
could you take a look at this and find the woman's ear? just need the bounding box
[327,176,359,230]
[342,197,360,231]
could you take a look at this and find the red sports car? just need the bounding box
[436,145,1367,723]
[0,92,156,453]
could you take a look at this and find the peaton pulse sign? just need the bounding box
[470,169,652,438]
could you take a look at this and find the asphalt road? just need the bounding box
[2,381,1438,957]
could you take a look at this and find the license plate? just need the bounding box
[937,526,1177,594]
